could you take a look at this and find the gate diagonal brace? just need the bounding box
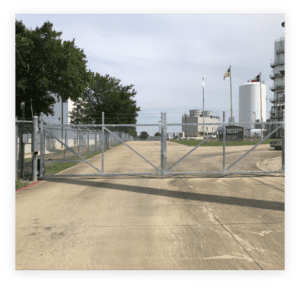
[44,129,103,174]
[225,124,283,172]
[166,126,221,172]
[103,127,160,171]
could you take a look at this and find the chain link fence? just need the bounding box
[16,121,34,180]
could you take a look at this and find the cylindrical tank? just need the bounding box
[189,109,202,117]
[239,82,266,130]
[203,111,212,117]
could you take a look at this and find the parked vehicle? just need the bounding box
[270,139,282,150]
[270,130,284,150]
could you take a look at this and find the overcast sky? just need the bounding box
[16,14,285,132]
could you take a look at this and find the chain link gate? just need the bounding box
[40,112,285,177]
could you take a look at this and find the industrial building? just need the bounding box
[239,82,267,132]
[182,109,220,137]
[269,23,285,138]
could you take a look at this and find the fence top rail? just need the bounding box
[16,120,33,123]
[43,121,285,128]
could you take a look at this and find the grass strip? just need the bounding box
[17,144,121,186]
[170,139,280,147]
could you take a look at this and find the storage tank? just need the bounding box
[203,111,212,117]
[239,82,266,130]
[189,109,202,117]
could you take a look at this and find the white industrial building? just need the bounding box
[239,82,266,131]
[42,94,75,125]
[182,110,220,137]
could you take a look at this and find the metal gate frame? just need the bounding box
[38,111,285,179]
[165,121,284,176]
[39,112,164,178]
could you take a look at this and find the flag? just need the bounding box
[223,67,231,80]
[202,78,205,88]
[252,74,260,82]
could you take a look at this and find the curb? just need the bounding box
[16,180,42,193]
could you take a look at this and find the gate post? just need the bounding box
[32,116,38,182]
[87,128,90,154]
[18,122,24,179]
[64,128,67,160]
[16,117,18,179]
[39,113,45,178]
[223,111,226,173]
[102,112,104,173]
[160,112,167,175]
[77,130,80,155]
[282,110,285,172]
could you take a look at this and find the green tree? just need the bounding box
[154,132,161,137]
[139,131,149,140]
[69,72,140,137]
[16,20,92,119]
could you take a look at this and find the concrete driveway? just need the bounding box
[16,141,284,270]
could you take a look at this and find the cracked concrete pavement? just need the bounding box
[16,141,284,270]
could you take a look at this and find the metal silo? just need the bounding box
[239,82,266,130]
[189,109,202,117]
[203,111,212,117]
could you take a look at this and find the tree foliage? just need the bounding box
[69,72,141,137]
[139,131,149,140]
[154,132,161,137]
[16,20,92,119]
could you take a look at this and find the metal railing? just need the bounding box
[270,59,285,67]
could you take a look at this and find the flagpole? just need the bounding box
[230,65,233,123]
[203,77,205,138]
[260,72,262,140]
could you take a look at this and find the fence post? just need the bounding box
[223,111,226,173]
[16,117,18,179]
[79,130,82,155]
[160,112,167,175]
[282,110,285,172]
[77,130,80,154]
[87,129,90,154]
[102,112,104,173]
[32,116,38,182]
[95,132,97,152]
[64,128,67,160]
[39,113,45,178]
[19,122,24,179]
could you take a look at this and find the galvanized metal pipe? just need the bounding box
[282,110,285,172]
[102,112,104,173]
[44,170,284,178]
[32,116,38,182]
[166,126,220,172]
[39,113,45,178]
[104,127,159,171]
[223,111,226,172]
[225,124,283,172]
[15,117,18,179]
[44,129,102,174]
